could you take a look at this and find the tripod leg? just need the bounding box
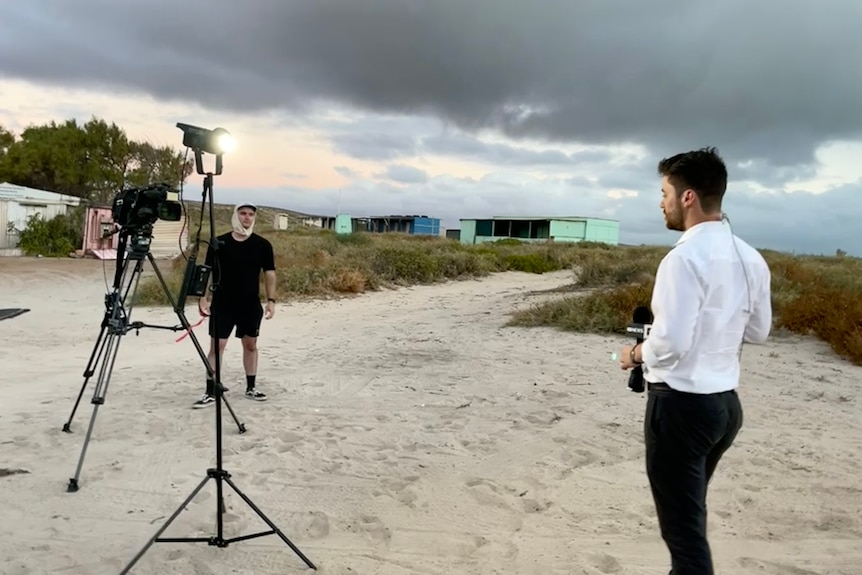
[223,475,318,570]
[67,258,144,492]
[145,252,246,434]
[218,389,247,434]
[118,475,213,575]
[67,318,126,492]
[63,321,109,433]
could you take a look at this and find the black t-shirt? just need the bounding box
[205,232,275,308]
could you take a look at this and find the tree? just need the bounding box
[126,141,194,191]
[0,125,13,158]
[0,116,192,202]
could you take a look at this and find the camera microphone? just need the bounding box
[626,306,653,393]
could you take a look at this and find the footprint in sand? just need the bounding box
[276,430,304,453]
[347,514,390,544]
[523,410,563,427]
[381,475,421,506]
[737,557,819,574]
[464,478,516,511]
[251,467,279,485]
[587,552,623,574]
[520,497,552,514]
[560,447,600,468]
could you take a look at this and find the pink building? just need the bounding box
[82,204,119,259]
[80,203,188,260]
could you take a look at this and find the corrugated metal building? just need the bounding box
[0,182,83,256]
[355,215,443,236]
[458,216,619,245]
[0,182,187,259]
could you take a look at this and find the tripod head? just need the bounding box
[124,223,155,259]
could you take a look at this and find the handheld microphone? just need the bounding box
[626,306,653,393]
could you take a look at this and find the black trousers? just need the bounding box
[644,383,743,575]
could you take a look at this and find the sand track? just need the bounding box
[1,257,860,574]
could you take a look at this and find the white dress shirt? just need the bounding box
[641,220,772,394]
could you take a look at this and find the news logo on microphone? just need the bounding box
[626,306,653,393]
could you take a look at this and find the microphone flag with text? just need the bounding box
[626,305,653,393]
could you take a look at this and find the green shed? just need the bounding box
[458,216,619,245]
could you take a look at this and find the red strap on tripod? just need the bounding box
[175,316,206,343]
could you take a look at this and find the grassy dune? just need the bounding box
[135,206,862,367]
[508,245,862,367]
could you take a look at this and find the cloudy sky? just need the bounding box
[1,0,860,255]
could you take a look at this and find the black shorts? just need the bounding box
[208,303,263,339]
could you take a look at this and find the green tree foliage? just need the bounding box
[0,116,193,202]
[0,116,193,257]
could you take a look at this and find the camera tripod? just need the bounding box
[116,129,316,573]
[62,224,247,492]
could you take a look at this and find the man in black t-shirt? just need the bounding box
[193,203,277,408]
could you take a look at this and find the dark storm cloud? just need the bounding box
[328,127,418,161]
[323,114,627,170]
[733,160,818,189]
[2,0,861,167]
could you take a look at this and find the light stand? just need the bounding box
[119,126,316,573]
[62,193,246,493]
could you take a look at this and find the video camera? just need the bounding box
[625,306,653,393]
[111,183,182,231]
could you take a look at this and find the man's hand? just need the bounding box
[198,298,211,317]
[265,300,275,319]
[619,344,641,370]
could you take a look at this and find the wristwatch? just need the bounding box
[267,298,276,303]
[631,343,643,365]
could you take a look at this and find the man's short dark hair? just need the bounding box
[657,147,728,213]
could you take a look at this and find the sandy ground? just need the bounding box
[1,256,861,575]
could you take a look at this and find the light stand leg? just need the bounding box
[118,383,317,573]
[66,257,144,492]
[117,475,212,575]
[223,474,316,566]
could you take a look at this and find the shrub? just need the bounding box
[502,253,560,274]
[11,209,83,257]
[508,246,862,367]
[508,282,655,333]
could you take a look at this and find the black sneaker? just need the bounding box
[192,394,215,408]
[245,388,267,401]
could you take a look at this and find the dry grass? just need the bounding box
[134,215,595,306]
[509,245,862,367]
[134,205,862,367]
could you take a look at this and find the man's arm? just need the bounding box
[640,251,704,369]
[263,239,276,302]
[743,263,772,344]
[264,270,276,301]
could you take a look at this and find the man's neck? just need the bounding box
[231,230,252,241]
[684,212,722,230]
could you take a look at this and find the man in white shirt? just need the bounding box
[619,147,772,575]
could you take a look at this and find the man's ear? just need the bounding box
[682,189,696,206]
